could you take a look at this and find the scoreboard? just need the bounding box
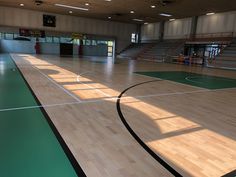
[43,14,56,27]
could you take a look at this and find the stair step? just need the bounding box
[220,54,236,57]
[223,50,236,54]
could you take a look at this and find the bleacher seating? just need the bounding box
[208,38,236,69]
[136,40,185,62]
[118,43,154,59]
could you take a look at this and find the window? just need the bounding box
[5,33,14,40]
[108,41,113,47]
[97,40,106,45]
[73,39,80,45]
[131,33,138,43]
[85,40,91,45]
[46,37,53,43]
[92,40,97,46]
[38,38,46,42]
[60,37,72,43]
[53,37,60,43]
[13,33,19,39]
[107,41,114,57]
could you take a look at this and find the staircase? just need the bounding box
[137,40,185,62]
[208,38,236,69]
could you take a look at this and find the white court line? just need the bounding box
[11,54,82,102]
[77,71,112,97]
[0,97,118,113]
[15,56,111,101]
[1,87,235,113]
[185,76,203,84]
[31,65,82,102]
[0,102,78,112]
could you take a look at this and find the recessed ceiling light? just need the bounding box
[20,3,24,6]
[130,10,135,14]
[69,11,73,14]
[159,13,172,17]
[206,12,215,16]
[105,0,112,1]
[133,19,144,22]
[85,3,90,6]
[55,3,89,11]
[169,18,175,21]
[151,5,156,8]
[108,16,112,19]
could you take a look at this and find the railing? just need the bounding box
[163,34,190,40]
[195,32,234,39]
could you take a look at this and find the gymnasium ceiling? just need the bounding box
[0,0,236,23]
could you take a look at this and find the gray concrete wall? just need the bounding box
[83,44,108,56]
[0,39,108,56]
[0,39,60,54]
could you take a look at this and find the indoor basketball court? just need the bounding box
[0,1,236,177]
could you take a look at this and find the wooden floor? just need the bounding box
[10,54,236,177]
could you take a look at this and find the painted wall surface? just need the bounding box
[0,40,60,54]
[0,39,108,56]
[196,11,236,36]
[83,44,108,56]
[141,11,236,41]
[0,40,35,54]
[0,40,60,55]
[141,23,160,41]
[164,18,192,39]
[0,6,137,52]
[41,43,60,55]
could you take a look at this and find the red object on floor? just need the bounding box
[35,42,40,54]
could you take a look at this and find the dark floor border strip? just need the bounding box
[221,169,236,177]
[11,55,86,177]
[116,80,183,177]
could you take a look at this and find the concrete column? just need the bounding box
[137,24,142,43]
[159,21,165,41]
[190,16,198,40]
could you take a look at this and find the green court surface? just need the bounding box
[135,71,236,89]
[0,55,79,177]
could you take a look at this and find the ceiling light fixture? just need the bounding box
[85,3,90,6]
[108,16,112,19]
[20,3,24,6]
[159,13,172,17]
[151,5,156,8]
[55,3,89,11]
[69,11,73,14]
[130,10,135,14]
[133,19,144,22]
[206,12,215,16]
[169,18,175,21]
[144,22,149,25]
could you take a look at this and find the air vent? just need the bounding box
[35,0,43,6]
[114,13,125,17]
[160,0,175,6]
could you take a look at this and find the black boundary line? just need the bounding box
[116,80,183,177]
[221,169,236,177]
[10,55,87,177]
